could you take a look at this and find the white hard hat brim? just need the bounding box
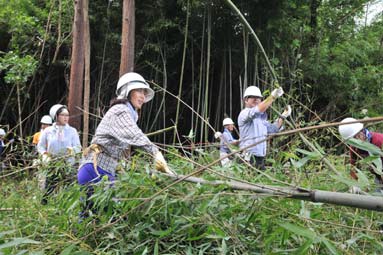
[126,82,155,103]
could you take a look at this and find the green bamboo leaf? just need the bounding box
[279,222,318,241]
[322,238,340,255]
[347,138,383,156]
[290,156,310,168]
[60,245,76,255]
[154,239,159,255]
[151,226,174,237]
[359,155,383,175]
[296,149,322,159]
[28,252,44,255]
[295,239,314,254]
[0,238,40,249]
[313,141,326,155]
[331,168,370,188]
[221,239,227,254]
[0,230,15,238]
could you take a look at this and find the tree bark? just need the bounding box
[68,0,85,130]
[119,0,135,76]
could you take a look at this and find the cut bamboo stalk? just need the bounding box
[157,172,383,212]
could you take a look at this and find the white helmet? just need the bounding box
[40,115,53,125]
[243,86,263,98]
[222,118,234,126]
[338,117,364,140]
[49,104,67,121]
[116,72,155,103]
[0,128,5,136]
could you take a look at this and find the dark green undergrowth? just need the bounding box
[1,147,383,254]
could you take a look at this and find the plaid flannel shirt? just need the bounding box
[82,103,158,175]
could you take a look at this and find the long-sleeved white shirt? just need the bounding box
[37,123,81,164]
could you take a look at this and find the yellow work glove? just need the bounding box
[66,146,75,156]
[154,151,175,175]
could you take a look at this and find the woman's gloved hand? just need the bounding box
[154,151,176,175]
[67,146,75,156]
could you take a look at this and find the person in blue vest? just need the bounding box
[77,72,174,218]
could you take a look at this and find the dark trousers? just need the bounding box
[250,156,266,170]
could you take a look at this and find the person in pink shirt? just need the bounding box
[339,117,383,193]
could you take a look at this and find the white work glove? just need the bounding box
[154,151,175,175]
[271,87,284,99]
[214,132,223,139]
[42,154,51,163]
[280,105,292,119]
[241,152,251,162]
[349,186,362,194]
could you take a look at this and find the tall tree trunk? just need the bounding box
[68,0,85,130]
[82,0,90,147]
[119,0,135,75]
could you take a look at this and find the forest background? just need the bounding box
[0,0,383,254]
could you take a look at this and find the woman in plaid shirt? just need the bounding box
[77,72,174,217]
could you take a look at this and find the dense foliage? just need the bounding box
[1,147,383,254]
[0,0,381,141]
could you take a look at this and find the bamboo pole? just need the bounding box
[146,126,175,137]
[196,8,206,143]
[173,0,190,144]
[82,0,90,148]
[156,172,383,212]
[223,0,278,83]
[204,4,212,142]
